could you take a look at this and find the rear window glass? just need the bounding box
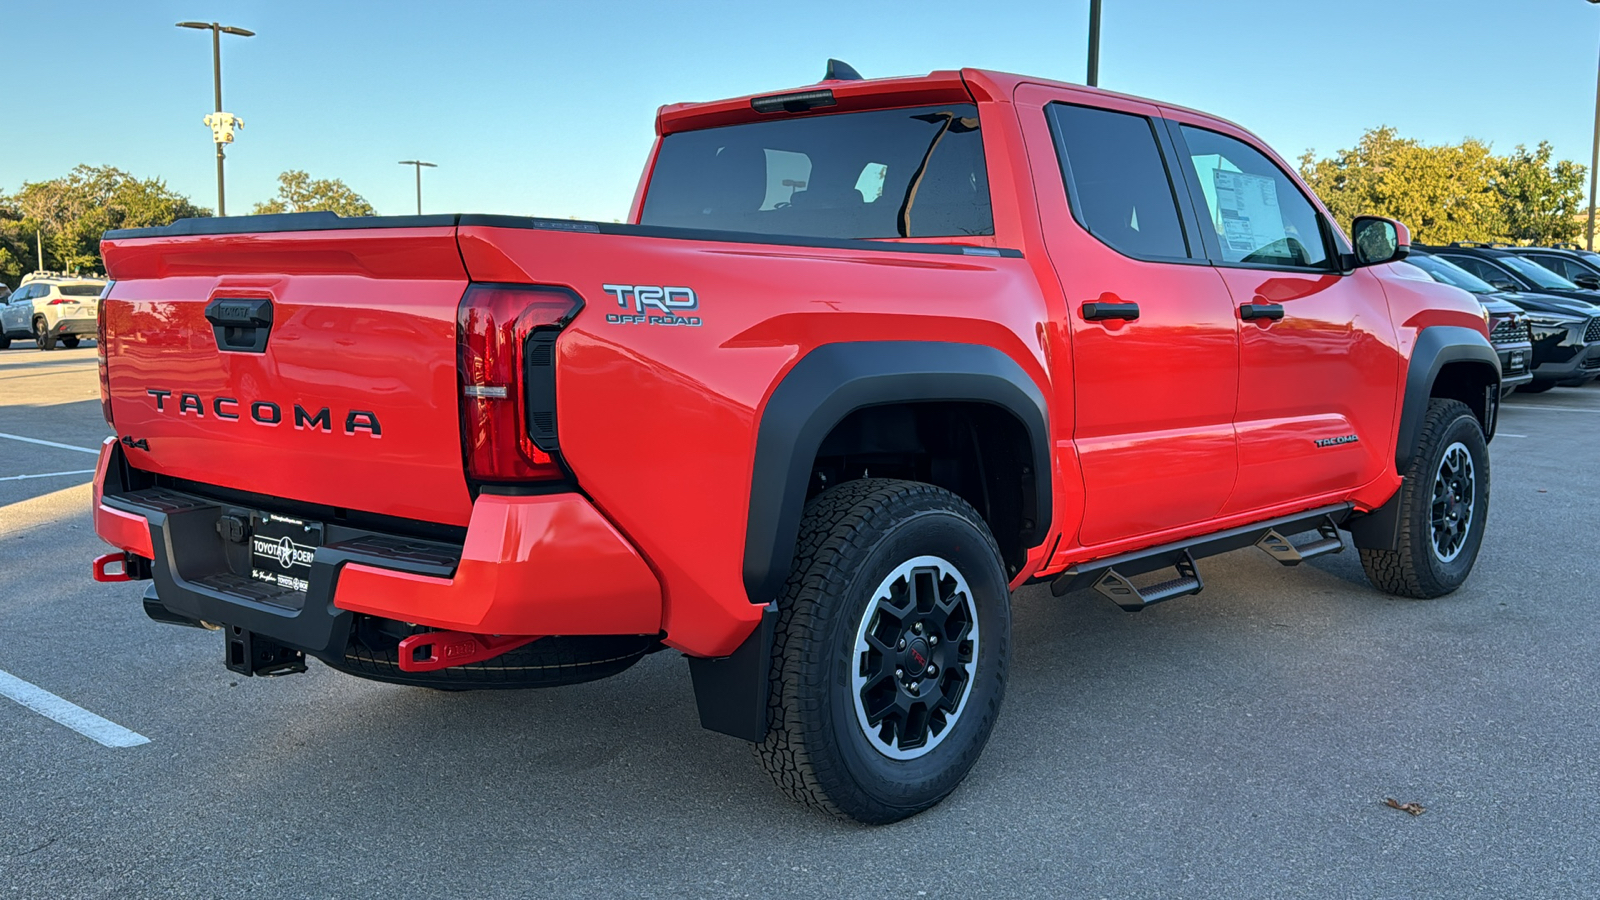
[58,284,104,296]
[640,104,993,240]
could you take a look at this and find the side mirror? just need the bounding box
[1573,272,1600,290]
[1350,216,1411,266]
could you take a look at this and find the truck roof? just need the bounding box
[654,67,1237,137]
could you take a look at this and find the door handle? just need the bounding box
[1239,303,1284,321]
[1081,301,1140,321]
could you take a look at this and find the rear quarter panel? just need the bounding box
[460,226,1050,656]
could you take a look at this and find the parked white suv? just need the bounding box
[0,273,107,350]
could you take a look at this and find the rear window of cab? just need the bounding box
[640,104,993,240]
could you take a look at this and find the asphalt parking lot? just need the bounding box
[2,345,1598,899]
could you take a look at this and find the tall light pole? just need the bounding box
[398,160,437,215]
[177,21,254,216]
[1087,0,1102,87]
[1587,0,1600,249]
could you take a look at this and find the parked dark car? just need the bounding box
[1418,242,1600,305]
[1407,249,1600,391]
[1500,244,1600,291]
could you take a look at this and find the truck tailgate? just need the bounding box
[100,225,474,526]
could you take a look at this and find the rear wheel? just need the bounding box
[1360,399,1489,598]
[60,335,80,349]
[34,319,54,351]
[757,479,1011,824]
[0,335,9,350]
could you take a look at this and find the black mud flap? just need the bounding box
[687,603,777,742]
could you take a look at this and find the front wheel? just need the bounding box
[1360,398,1489,598]
[757,479,1011,824]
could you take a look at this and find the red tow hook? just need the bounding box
[92,552,134,583]
[396,631,541,673]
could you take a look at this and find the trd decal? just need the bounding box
[1314,434,1359,448]
[601,283,702,327]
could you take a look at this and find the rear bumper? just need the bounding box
[50,316,97,337]
[91,441,662,659]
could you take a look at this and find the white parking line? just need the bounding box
[1496,433,1527,438]
[1503,405,1600,415]
[0,469,97,482]
[0,669,149,748]
[0,432,100,454]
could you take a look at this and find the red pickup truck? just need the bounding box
[91,65,1500,823]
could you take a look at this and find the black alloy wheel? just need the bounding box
[758,478,1011,824]
[1429,441,1476,564]
[851,555,980,760]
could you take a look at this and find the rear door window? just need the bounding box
[1046,103,1190,260]
[58,284,104,297]
[640,104,992,239]
[1439,254,1516,287]
[1178,125,1330,269]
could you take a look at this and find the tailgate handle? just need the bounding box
[204,297,274,353]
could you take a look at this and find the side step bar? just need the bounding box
[1052,504,1352,612]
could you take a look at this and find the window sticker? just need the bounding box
[1212,169,1286,256]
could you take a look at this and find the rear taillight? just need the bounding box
[48,298,74,305]
[456,284,583,483]
[97,283,114,428]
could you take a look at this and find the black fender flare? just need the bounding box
[1350,324,1499,551]
[742,340,1051,605]
[1393,325,1501,472]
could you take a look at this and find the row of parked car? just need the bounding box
[0,271,107,350]
[1401,243,1600,395]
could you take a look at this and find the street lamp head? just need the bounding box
[175,21,211,29]
[220,26,255,36]
[398,160,438,168]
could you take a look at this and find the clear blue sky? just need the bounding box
[5,0,1600,220]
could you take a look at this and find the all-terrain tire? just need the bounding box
[1359,398,1489,599]
[757,478,1011,824]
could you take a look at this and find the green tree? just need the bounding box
[1,166,206,282]
[1496,142,1585,245]
[1300,127,1503,244]
[1301,127,1588,246]
[252,170,375,217]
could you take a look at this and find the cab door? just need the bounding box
[1161,113,1400,515]
[1015,84,1240,550]
[2,286,30,334]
